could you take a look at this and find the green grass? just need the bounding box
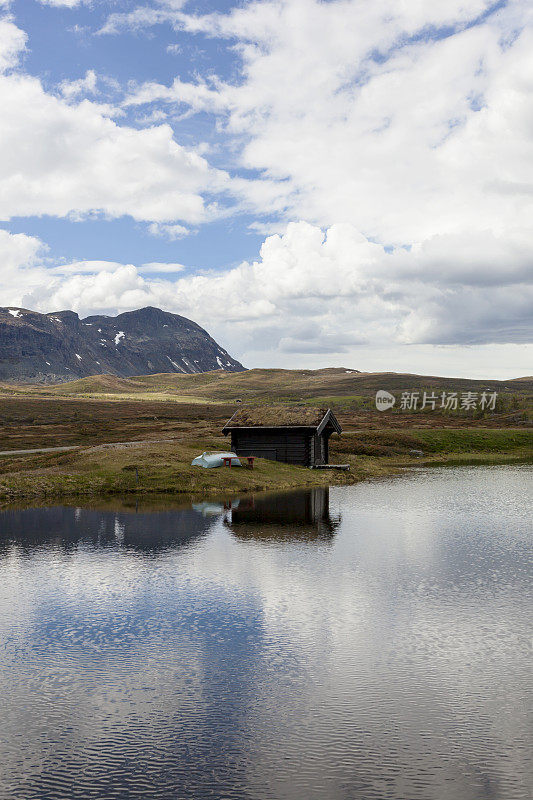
[411,428,533,453]
[0,426,530,504]
[331,428,533,458]
[0,439,358,503]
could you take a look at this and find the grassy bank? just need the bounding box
[0,440,356,503]
[0,427,530,504]
[0,373,531,503]
[335,427,533,456]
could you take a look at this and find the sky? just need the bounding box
[0,0,532,378]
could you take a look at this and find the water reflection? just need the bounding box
[0,467,531,800]
[226,487,340,541]
[0,501,217,554]
[0,488,338,553]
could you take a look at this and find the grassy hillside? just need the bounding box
[0,367,530,501]
[0,397,230,451]
[4,367,532,409]
[333,428,533,457]
[0,365,531,453]
[47,367,533,400]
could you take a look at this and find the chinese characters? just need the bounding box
[390,391,497,411]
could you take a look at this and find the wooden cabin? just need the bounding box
[222,406,342,467]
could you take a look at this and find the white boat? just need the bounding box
[191,451,242,468]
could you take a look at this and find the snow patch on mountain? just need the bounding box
[167,356,185,372]
[0,306,245,382]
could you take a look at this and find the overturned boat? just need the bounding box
[191,451,242,468]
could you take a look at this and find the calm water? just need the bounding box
[0,465,531,800]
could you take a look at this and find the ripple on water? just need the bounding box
[0,466,531,800]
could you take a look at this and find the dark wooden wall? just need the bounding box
[231,428,313,466]
[230,427,332,466]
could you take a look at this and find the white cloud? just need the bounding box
[100,0,533,368]
[120,2,533,241]
[124,76,228,115]
[0,20,230,225]
[0,228,50,304]
[0,228,44,270]
[0,16,26,71]
[59,69,98,100]
[24,264,154,315]
[6,221,531,365]
[0,71,228,224]
[147,221,190,239]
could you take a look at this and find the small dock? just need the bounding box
[310,464,350,470]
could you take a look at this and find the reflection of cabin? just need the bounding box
[222,406,342,467]
[226,488,340,542]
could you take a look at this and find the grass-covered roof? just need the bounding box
[223,405,341,432]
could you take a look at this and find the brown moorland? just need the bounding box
[0,368,531,502]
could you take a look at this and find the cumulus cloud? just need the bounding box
[23,264,155,315]
[0,228,50,304]
[0,72,229,223]
[1,2,532,375]
[120,0,533,244]
[0,19,231,225]
[5,221,531,353]
[95,0,533,368]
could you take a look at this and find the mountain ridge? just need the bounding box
[0,305,245,382]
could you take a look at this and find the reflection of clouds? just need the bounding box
[0,467,531,799]
[0,504,217,554]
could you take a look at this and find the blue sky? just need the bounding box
[8,0,266,270]
[0,0,532,376]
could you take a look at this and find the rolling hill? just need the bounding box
[14,366,533,407]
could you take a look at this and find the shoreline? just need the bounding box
[0,440,530,507]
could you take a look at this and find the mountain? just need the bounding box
[0,306,245,382]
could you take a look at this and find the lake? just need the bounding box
[0,465,531,800]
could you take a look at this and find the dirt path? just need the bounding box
[0,439,179,457]
[0,446,80,457]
